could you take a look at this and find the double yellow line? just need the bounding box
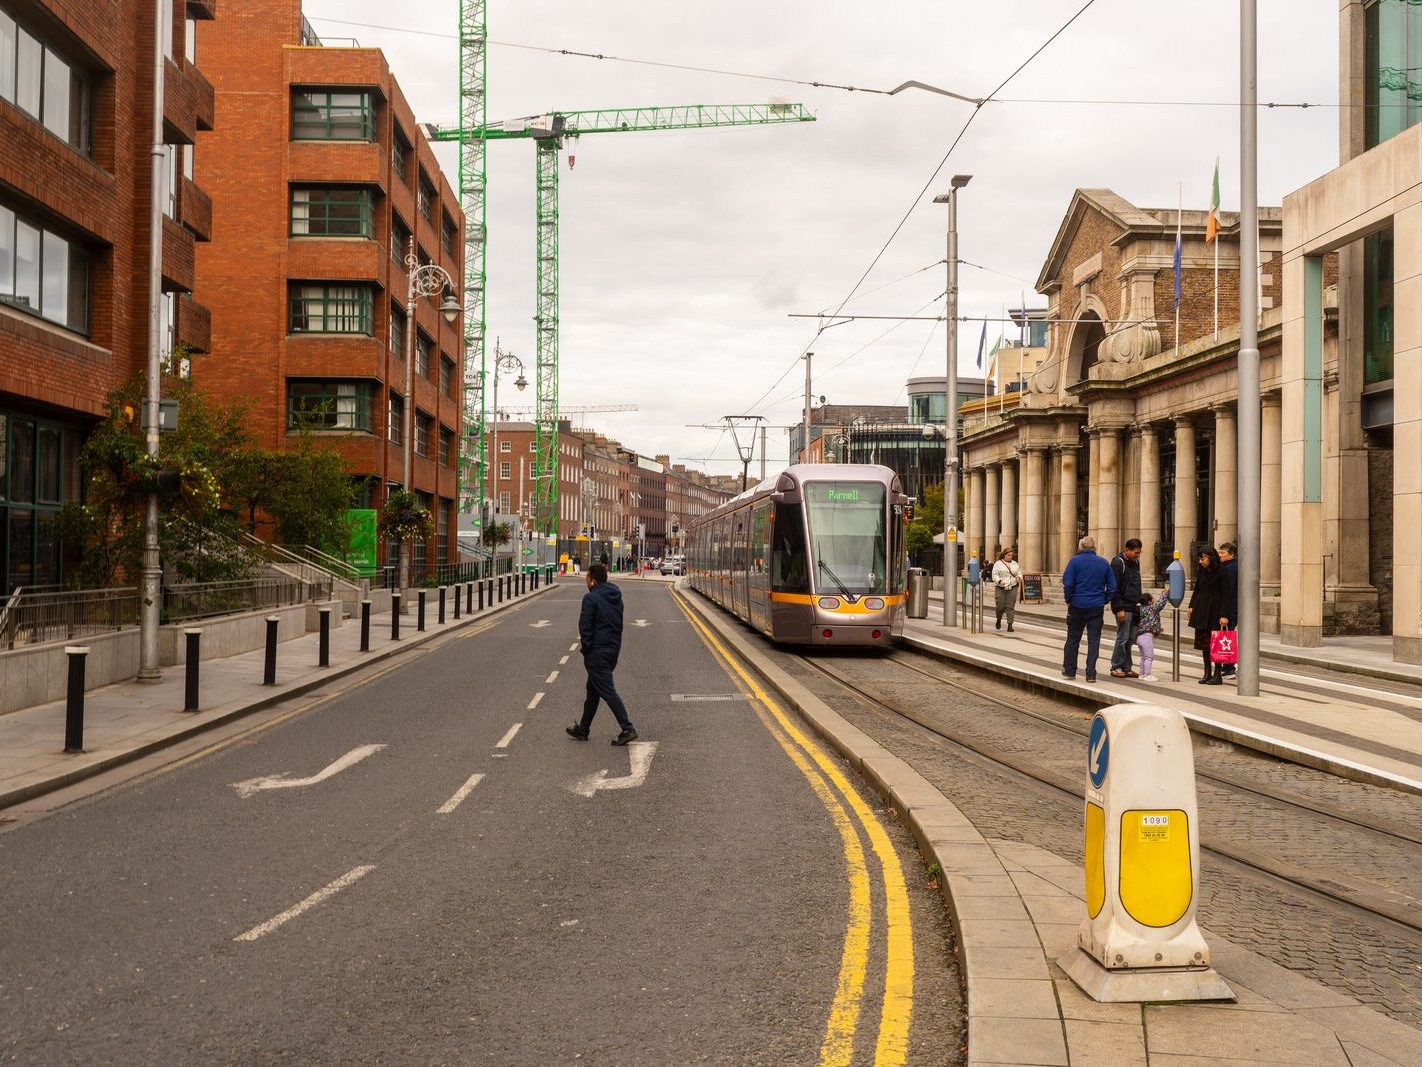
[673,591,914,1066]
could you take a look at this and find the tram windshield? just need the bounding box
[803,481,888,595]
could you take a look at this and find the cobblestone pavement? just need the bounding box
[762,645,1422,1030]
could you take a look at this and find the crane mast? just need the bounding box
[456,0,488,519]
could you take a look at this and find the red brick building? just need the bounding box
[192,2,464,574]
[0,0,216,593]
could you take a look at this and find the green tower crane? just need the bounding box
[436,102,815,537]
[455,0,489,520]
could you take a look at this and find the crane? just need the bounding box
[439,47,815,537]
[492,403,639,419]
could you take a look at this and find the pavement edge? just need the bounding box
[675,583,1069,1066]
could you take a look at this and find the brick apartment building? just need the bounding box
[0,0,216,593]
[192,1,464,574]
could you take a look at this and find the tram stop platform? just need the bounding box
[910,592,1422,794]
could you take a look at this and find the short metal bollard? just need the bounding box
[360,599,371,652]
[263,615,279,685]
[417,590,427,632]
[465,582,472,614]
[318,608,331,668]
[184,628,202,711]
[498,576,504,604]
[438,586,447,624]
[451,584,460,620]
[391,593,402,640]
[64,645,89,752]
[477,579,485,611]
[532,569,539,590]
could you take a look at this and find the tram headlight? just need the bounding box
[864,597,885,610]
[817,597,839,610]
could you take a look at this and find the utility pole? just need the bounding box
[759,424,767,481]
[1237,1,1261,696]
[802,352,813,463]
[935,176,971,628]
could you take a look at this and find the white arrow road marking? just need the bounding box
[527,692,545,710]
[495,723,522,749]
[437,773,485,814]
[232,744,386,798]
[1090,732,1107,778]
[571,741,660,798]
[531,619,551,629]
[234,865,375,942]
[631,619,651,628]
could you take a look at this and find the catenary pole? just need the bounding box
[937,178,970,627]
[139,0,168,681]
[1237,0,1262,696]
[801,352,813,463]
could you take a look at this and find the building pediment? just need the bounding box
[1036,189,1159,294]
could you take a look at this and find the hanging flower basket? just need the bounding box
[378,489,435,544]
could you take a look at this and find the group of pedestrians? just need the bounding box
[1058,536,1239,685]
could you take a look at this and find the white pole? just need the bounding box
[941,178,970,627]
[1238,0,1262,696]
[802,352,813,463]
[759,423,767,480]
[401,236,417,592]
[1174,183,1182,357]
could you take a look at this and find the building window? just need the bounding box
[499,460,511,480]
[437,499,450,563]
[439,427,454,468]
[389,303,405,356]
[0,12,90,154]
[1365,0,1422,148]
[162,145,178,219]
[0,202,89,333]
[0,412,66,591]
[414,411,432,457]
[1364,227,1394,386]
[441,211,458,255]
[287,380,374,431]
[498,491,510,513]
[392,128,411,180]
[388,392,404,444]
[288,283,373,334]
[530,441,537,453]
[391,214,410,267]
[499,440,511,453]
[440,355,455,396]
[290,187,375,238]
[415,332,431,377]
[417,170,436,222]
[291,89,374,141]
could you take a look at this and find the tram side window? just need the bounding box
[771,503,810,593]
[892,506,908,591]
[751,502,771,578]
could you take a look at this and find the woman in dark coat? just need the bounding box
[1188,547,1227,684]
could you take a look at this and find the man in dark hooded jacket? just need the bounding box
[566,563,638,745]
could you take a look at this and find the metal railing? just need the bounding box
[240,534,364,597]
[163,576,330,624]
[283,544,365,585]
[1,586,140,649]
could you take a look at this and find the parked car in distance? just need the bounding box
[661,556,685,576]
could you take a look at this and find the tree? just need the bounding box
[906,482,944,555]
[481,522,512,548]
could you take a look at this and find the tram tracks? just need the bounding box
[792,651,1422,945]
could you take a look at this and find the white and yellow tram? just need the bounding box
[687,464,908,646]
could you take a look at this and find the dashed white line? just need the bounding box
[545,670,559,684]
[437,773,486,814]
[559,655,569,665]
[233,865,375,942]
[569,642,579,652]
[495,723,522,749]
[527,692,544,710]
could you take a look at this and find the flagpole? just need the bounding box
[1213,156,1221,339]
[1174,182,1182,355]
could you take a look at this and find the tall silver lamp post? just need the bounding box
[934,175,972,627]
[487,342,527,538]
[401,239,462,592]
[1237,0,1261,695]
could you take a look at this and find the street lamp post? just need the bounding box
[487,342,527,569]
[401,239,462,592]
[934,176,971,628]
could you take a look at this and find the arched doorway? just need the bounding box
[1067,311,1106,385]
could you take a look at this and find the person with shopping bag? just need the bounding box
[1188,546,1228,685]
[991,546,1022,632]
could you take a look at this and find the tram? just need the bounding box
[686,464,909,646]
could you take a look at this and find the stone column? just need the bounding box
[1058,446,1079,565]
[1260,394,1282,596]
[1392,202,1422,662]
[1281,251,1324,648]
[1023,448,1046,574]
[1138,424,1161,583]
[1173,417,1197,559]
[1085,430,1100,543]
[1123,428,1141,552]
[983,463,1000,559]
[1097,428,1121,555]
[1212,403,1238,546]
[1000,460,1018,551]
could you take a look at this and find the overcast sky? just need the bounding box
[302,1,1338,477]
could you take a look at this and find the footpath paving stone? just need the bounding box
[1143,1004,1351,1065]
[966,1016,1068,1066]
[1063,1019,1147,1065]
[968,978,1060,1020]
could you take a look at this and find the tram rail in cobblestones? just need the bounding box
[794,652,1422,943]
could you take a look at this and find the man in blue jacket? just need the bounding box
[1061,535,1117,683]
[566,562,638,745]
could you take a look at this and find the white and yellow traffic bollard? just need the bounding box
[1059,703,1235,1002]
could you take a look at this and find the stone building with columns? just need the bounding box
[959,189,1300,627]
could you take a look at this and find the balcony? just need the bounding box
[187,0,218,19]
[287,140,386,191]
[179,177,211,242]
[161,217,195,291]
[176,295,211,353]
[163,58,215,143]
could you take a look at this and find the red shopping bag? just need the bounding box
[1209,629,1239,665]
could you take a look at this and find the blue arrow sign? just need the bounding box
[1088,715,1109,790]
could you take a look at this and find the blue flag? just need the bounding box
[974,320,987,370]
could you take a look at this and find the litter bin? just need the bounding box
[907,567,929,618]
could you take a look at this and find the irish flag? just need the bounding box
[1205,158,1221,245]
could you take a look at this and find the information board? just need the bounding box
[1021,573,1044,603]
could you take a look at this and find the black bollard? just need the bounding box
[452,584,460,620]
[263,616,278,685]
[498,576,505,603]
[532,569,539,590]
[519,572,525,595]
[417,590,427,632]
[438,586,447,624]
[318,608,331,668]
[63,645,89,752]
[391,593,402,640]
[465,582,472,614]
[477,579,485,612]
[184,628,201,711]
[360,599,371,652]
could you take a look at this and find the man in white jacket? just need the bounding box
[991,547,1022,632]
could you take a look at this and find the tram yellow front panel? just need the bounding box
[1118,808,1192,928]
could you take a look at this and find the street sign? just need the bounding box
[1088,715,1109,790]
